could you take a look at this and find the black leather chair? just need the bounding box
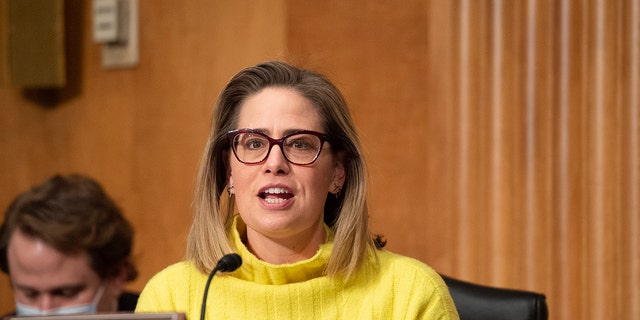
[118,291,140,311]
[441,275,548,320]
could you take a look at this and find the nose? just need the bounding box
[37,295,55,311]
[264,144,290,174]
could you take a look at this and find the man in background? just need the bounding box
[0,174,138,318]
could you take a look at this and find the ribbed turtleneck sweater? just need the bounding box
[136,218,459,319]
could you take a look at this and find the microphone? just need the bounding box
[200,253,242,320]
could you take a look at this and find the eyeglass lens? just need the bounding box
[232,132,323,164]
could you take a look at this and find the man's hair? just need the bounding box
[186,61,384,279]
[0,174,137,282]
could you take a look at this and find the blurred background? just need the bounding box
[0,1,638,319]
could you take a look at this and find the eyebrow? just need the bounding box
[248,128,312,137]
[15,283,87,295]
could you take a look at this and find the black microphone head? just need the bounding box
[216,253,242,272]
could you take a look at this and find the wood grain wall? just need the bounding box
[1,1,638,319]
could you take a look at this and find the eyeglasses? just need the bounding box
[228,129,328,165]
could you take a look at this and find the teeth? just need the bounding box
[264,198,286,204]
[261,187,291,204]
[263,187,289,194]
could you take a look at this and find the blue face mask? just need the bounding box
[16,285,105,316]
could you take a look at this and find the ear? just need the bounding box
[227,148,235,179]
[331,152,346,192]
[106,262,129,299]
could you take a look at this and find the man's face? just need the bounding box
[6,229,114,312]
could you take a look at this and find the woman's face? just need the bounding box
[229,87,345,243]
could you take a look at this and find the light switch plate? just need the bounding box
[101,0,138,69]
[93,0,119,43]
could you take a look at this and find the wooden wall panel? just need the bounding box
[622,2,640,318]
[287,1,638,319]
[0,1,638,319]
[0,0,286,313]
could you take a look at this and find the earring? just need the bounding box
[227,185,234,198]
[334,185,342,199]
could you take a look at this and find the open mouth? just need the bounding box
[259,187,294,204]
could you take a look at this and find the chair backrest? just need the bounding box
[441,275,548,320]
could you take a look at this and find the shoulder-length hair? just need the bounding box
[186,61,383,278]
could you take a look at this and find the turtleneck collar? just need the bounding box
[230,215,334,285]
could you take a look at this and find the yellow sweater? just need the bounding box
[136,223,459,320]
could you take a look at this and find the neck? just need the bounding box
[245,223,326,264]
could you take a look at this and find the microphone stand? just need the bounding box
[200,253,242,320]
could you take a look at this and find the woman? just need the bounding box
[136,61,459,319]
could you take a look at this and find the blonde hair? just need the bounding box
[186,61,382,278]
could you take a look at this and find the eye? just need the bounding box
[51,287,83,299]
[295,141,309,149]
[21,289,39,299]
[244,137,267,150]
[286,135,318,151]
